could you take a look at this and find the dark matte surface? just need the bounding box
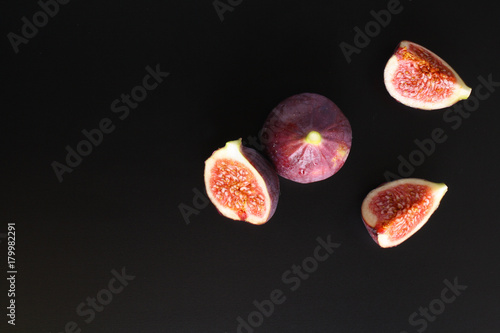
[2,0,500,332]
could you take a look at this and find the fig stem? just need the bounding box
[460,86,472,99]
[305,131,322,145]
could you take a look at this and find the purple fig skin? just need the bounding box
[260,93,352,184]
[204,139,280,224]
[240,145,280,222]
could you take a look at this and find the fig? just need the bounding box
[260,93,352,184]
[361,178,448,248]
[204,139,279,225]
[384,40,471,110]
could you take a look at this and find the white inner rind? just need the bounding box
[384,40,472,110]
[204,139,272,225]
[361,178,448,248]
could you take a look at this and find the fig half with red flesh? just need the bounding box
[260,93,352,184]
[384,40,471,110]
[361,178,448,248]
[204,139,279,225]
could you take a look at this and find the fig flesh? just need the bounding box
[204,139,279,225]
[361,178,448,248]
[260,93,352,184]
[384,40,471,110]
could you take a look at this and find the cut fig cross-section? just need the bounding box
[204,139,280,225]
[361,178,448,248]
[384,40,471,110]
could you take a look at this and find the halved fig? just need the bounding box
[260,93,352,184]
[384,40,471,110]
[204,139,279,225]
[361,178,448,248]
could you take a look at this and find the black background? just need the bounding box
[2,0,500,332]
